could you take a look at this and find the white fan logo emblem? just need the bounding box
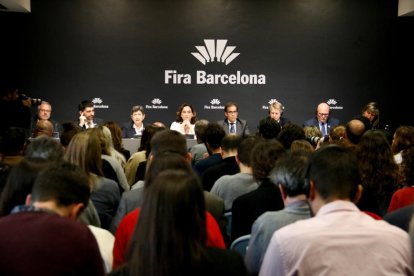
[192,39,240,65]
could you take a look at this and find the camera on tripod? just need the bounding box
[20,94,42,106]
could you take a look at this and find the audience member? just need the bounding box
[343,118,366,151]
[290,139,313,153]
[218,101,251,137]
[31,119,54,138]
[328,124,346,146]
[277,123,306,150]
[356,130,398,216]
[30,101,60,137]
[193,122,226,177]
[210,136,260,210]
[122,105,145,138]
[59,122,81,150]
[303,102,340,137]
[0,158,52,217]
[257,118,281,139]
[66,130,120,229]
[0,127,27,167]
[24,136,64,161]
[0,162,105,275]
[170,103,197,136]
[78,99,104,129]
[124,124,164,186]
[391,125,414,186]
[231,139,286,241]
[112,130,226,268]
[104,121,130,161]
[259,145,412,276]
[190,119,209,165]
[110,170,247,276]
[387,146,414,213]
[245,151,312,275]
[202,134,241,192]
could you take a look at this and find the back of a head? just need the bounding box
[306,145,360,200]
[345,119,366,145]
[0,158,52,216]
[150,129,187,157]
[251,139,287,182]
[129,170,206,275]
[270,150,311,197]
[138,124,165,153]
[194,119,209,142]
[65,131,103,177]
[404,147,414,186]
[290,139,314,153]
[237,136,262,166]
[391,126,414,154]
[60,122,81,148]
[32,162,90,208]
[277,124,306,150]
[221,134,242,153]
[25,136,64,161]
[329,125,346,145]
[258,118,281,139]
[104,121,123,151]
[204,122,226,150]
[33,120,53,138]
[144,152,192,189]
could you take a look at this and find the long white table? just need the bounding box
[122,138,198,154]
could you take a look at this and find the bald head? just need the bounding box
[346,119,366,145]
[316,103,330,123]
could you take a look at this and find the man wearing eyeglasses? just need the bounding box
[303,102,340,137]
[217,101,251,137]
[30,101,61,138]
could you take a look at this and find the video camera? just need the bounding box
[306,135,329,146]
[20,93,42,106]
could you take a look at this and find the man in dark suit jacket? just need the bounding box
[217,101,251,137]
[77,100,104,129]
[303,102,340,136]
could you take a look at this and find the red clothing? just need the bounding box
[387,187,414,213]
[113,208,225,269]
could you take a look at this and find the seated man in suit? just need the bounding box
[218,101,251,137]
[122,105,146,138]
[303,102,339,137]
[78,99,104,129]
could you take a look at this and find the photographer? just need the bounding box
[0,86,32,138]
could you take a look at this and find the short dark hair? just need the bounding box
[306,145,360,200]
[258,118,281,139]
[150,129,187,157]
[131,105,145,115]
[277,124,306,149]
[25,136,64,161]
[78,100,94,112]
[237,136,261,166]
[221,134,242,152]
[224,102,238,112]
[204,122,225,150]
[270,150,311,197]
[31,162,90,207]
[251,139,286,182]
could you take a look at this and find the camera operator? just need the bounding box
[0,86,32,138]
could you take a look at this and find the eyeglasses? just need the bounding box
[318,113,329,117]
[40,109,51,112]
[226,110,238,114]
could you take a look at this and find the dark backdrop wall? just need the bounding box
[1,0,412,131]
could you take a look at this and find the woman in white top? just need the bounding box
[170,103,197,136]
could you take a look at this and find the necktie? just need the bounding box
[230,123,235,134]
[321,123,326,136]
